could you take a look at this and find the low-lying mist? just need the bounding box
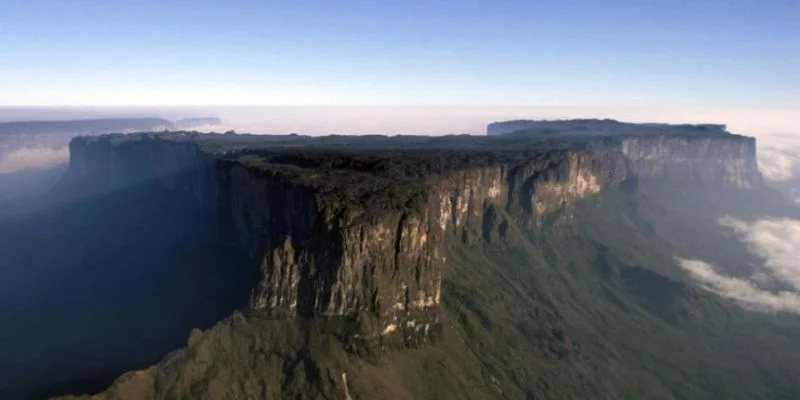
[756,133,800,182]
[0,146,69,174]
[679,216,800,314]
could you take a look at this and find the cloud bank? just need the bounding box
[678,258,800,313]
[757,147,799,182]
[678,217,800,313]
[719,217,800,288]
[755,132,800,182]
[0,147,69,174]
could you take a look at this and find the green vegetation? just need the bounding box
[66,183,800,400]
[230,146,579,218]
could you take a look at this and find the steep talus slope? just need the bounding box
[37,126,800,399]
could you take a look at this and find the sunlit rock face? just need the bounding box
[223,149,629,340]
[434,150,629,233]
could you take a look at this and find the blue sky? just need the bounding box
[1,0,798,107]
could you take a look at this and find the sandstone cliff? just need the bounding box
[487,119,762,189]
[64,133,636,342]
[49,127,782,400]
[62,125,762,345]
[486,118,729,137]
[618,135,761,188]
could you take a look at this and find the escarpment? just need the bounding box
[487,119,763,189]
[47,125,787,400]
[62,123,760,345]
[618,135,761,188]
[65,133,634,342]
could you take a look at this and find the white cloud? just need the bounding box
[719,217,800,290]
[754,132,800,182]
[0,146,69,174]
[678,216,800,314]
[678,258,800,313]
[757,147,799,181]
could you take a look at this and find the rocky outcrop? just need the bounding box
[64,134,633,342]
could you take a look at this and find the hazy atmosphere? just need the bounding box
[2,1,800,399]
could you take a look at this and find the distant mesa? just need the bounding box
[0,118,175,136]
[487,118,730,137]
[0,117,225,154]
[0,117,223,137]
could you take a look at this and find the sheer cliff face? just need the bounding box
[66,136,632,341]
[486,119,763,189]
[222,161,442,338]
[222,150,629,339]
[434,150,629,234]
[66,136,218,205]
[620,136,762,188]
[64,132,759,342]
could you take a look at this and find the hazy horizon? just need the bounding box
[4,1,797,136]
[0,105,797,136]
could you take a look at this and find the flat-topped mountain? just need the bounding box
[487,118,730,137]
[0,118,175,136]
[0,117,224,150]
[3,123,800,400]
[58,129,763,340]
[70,127,762,191]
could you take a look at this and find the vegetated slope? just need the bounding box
[59,180,800,400]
